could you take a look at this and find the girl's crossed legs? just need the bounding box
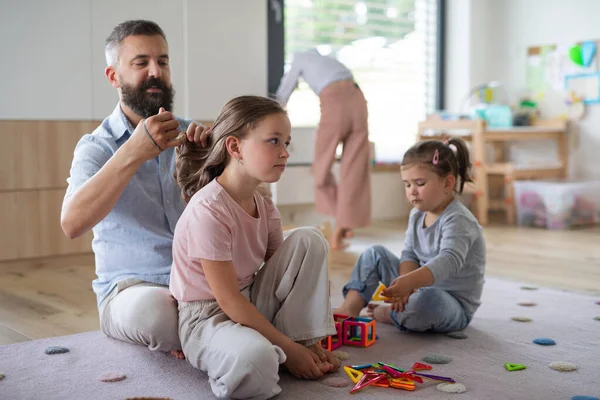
[334,245,470,333]
[179,228,339,400]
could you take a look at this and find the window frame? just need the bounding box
[268,0,446,109]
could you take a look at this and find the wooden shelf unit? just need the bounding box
[417,118,569,225]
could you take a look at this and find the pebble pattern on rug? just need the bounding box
[549,361,578,372]
[520,286,539,291]
[437,383,467,393]
[571,396,600,400]
[98,372,127,382]
[596,300,600,305]
[423,354,451,364]
[533,338,556,346]
[594,316,600,321]
[446,331,468,339]
[518,301,537,307]
[511,316,533,322]
[44,346,70,355]
[321,377,351,387]
[0,373,4,380]
[125,398,173,400]
[331,350,351,361]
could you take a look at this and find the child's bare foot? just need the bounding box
[170,350,185,360]
[308,344,339,372]
[330,227,353,251]
[332,305,360,318]
[333,290,367,317]
[366,303,394,325]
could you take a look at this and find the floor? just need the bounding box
[1,217,599,345]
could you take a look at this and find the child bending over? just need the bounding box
[334,138,486,333]
[170,96,340,400]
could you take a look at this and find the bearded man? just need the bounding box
[61,20,208,358]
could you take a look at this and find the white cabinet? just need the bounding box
[0,0,93,120]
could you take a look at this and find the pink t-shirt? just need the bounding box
[170,179,283,301]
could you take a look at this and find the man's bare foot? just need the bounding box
[330,227,353,251]
[170,350,185,360]
[366,303,394,325]
[308,344,340,372]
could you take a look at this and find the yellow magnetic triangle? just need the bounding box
[343,366,364,384]
[372,282,389,301]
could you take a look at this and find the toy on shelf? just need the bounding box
[343,361,456,394]
[321,313,377,350]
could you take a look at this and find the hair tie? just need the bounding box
[432,149,439,165]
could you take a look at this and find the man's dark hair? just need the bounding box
[105,20,167,66]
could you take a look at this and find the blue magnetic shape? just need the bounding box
[572,396,600,400]
[581,41,596,68]
[533,337,556,346]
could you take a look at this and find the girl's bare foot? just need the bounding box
[170,350,185,360]
[308,344,340,372]
[366,303,394,325]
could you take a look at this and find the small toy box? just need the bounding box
[514,180,600,229]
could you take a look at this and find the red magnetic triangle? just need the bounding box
[350,373,386,393]
[412,362,433,371]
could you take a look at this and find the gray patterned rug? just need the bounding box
[1,277,598,400]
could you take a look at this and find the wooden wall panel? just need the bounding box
[0,121,99,191]
[0,120,100,261]
[0,189,93,260]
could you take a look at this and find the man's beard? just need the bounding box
[120,77,175,118]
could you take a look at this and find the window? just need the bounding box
[269,0,444,162]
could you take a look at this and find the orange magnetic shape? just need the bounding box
[411,362,432,371]
[474,160,482,167]
[390,377,416,391]
[504,197,513,205]
[342,317,377,347]
[344,366,364,384]
[504,177,512,183]
[320,335,332,351]
[372,282,389,301]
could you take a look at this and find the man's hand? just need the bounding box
[130,107,186,162]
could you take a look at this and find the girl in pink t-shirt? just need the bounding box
[170,95,339,400]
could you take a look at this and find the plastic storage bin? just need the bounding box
[514,180,600,229]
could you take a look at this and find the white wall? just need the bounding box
[185,0,267,120]
[446,0,600,179]
[0,0,94,119]
[0,0,268,121]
